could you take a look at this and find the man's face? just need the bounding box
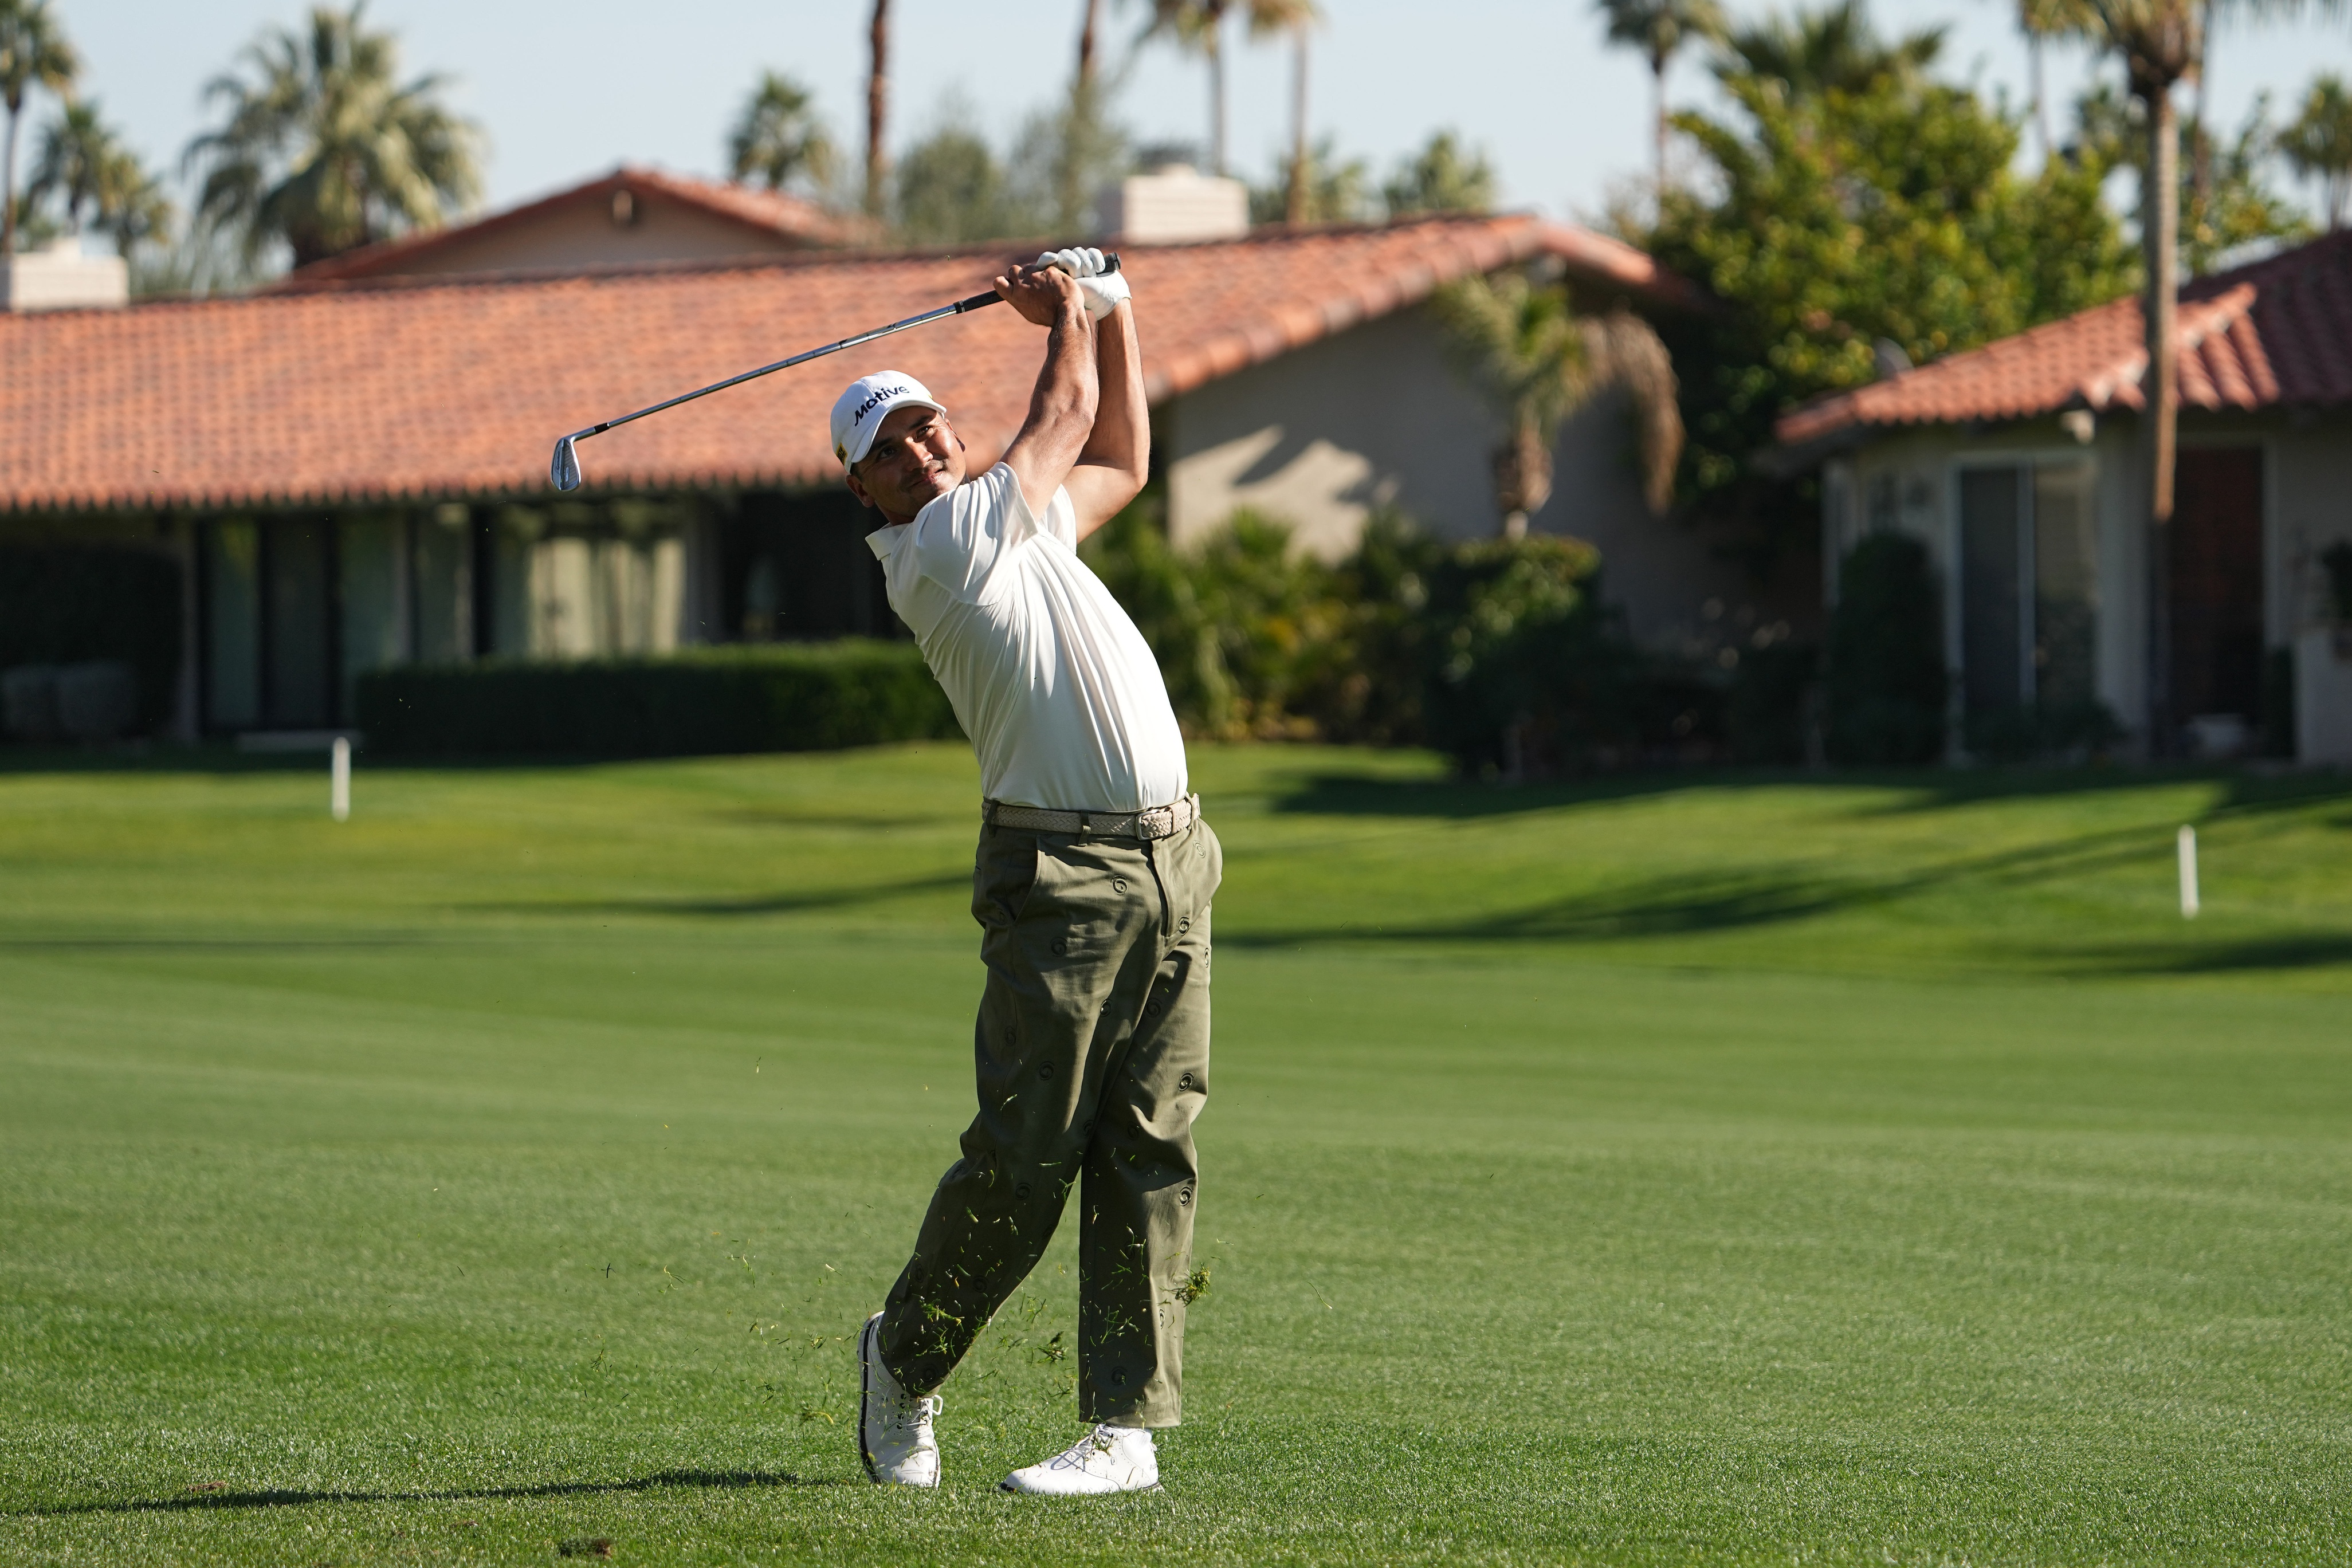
[845,403,964,522]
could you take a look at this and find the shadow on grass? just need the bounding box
[1227,818,2178,947]
[1269,764,2352,823]
[2044,933,2352,976]
[20,1467,839,1518]
[469,869,968,919]
[0,936,429,952]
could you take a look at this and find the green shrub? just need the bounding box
[1084,504,1707,775]
[1963,698,2124,763]
[2321,541,2352,624]
[0,545,183,735]
[356,640,959,759]
[1728,641,1819,764]
[1826,533,1946,765]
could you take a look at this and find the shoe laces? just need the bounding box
[1055,1424,1126,1469]
[885,1392,941,1436]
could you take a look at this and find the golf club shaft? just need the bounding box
[562,290,1003,448]
[551,252,1121,488]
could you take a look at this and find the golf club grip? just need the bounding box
[951,252,1123,314]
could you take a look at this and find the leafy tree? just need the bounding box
[26,98,173,258]
[2281,73,2352,227]
[1381,130,1495,217]
[1432,271,1684,535]
[1640,29,2134,568]
[0,0,77,257]
[1593,0,1726,194]
[183,3,481,269]
[896,119,1018,244]
[728,71,834,195]
[1247,134,1370,223]
[1008,62,1130,236]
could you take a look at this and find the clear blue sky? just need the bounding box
[49,0,2352,229]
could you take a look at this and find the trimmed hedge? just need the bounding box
[355,640,961,758]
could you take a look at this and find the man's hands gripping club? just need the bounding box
[995,250,1146,540]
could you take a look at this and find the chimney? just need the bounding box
[1,240,130,312]
[1097,165,1249,245]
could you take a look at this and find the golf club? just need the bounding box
[549,253,1121,491]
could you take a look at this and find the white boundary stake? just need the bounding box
[2177,824,2199,919]
[331,736,351,823]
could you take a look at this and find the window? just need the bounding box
[1956,461,2099,719]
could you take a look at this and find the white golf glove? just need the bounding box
[1036,247,1130,321]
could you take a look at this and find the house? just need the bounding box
[0,211,1729,742]
[1773,229,2352,763]
[278,165,873,285]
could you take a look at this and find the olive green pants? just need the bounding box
[877,814,1221,1428]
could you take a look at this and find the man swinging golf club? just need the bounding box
[834,247,1218,1496]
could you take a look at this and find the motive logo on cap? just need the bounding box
[830,372,944,470]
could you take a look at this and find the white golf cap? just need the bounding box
[830,372,945,470]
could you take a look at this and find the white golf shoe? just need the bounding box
[999,1423,1160,1495]
[858,1312,941,1487]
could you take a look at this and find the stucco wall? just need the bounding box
[1160,304,1776,649]
[387,190,807,277]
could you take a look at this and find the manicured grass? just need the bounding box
[2,745,2348,1565]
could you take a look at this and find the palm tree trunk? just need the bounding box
[2142,79,2181,754]
[1,104,20,257]
[2189,0,2212,210]
[1652,55,1669,201]
[866,0,891,219]
[1077,0,1101,88]
[1285,31,1309,224]
[1208,32,1227,176]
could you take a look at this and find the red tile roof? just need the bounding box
[1776,229,2352,451]
[0,214,1695,514]
[280,165,876,286]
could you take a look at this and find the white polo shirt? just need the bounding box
[867,462,1189,812]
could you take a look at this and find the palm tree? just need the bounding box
[1432,272,1684,538]
[728,71,835,194]
[1721,0,1946,94]
[183,4,480,269]
[2032,0,2196,749]
[0,0,78,257]
[1595,0,1726,197]
[866,0,890,219]
[95,151,172,260]
[1147,1,1234,175]
[1245,0,1320,223]
[26,97,103,230]
[2282,73,2352,227]
[1146,0,1319,186]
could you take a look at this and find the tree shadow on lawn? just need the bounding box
[1227,820,2352,976]
[1270,764,2352,824]
[468,869,969,919]
[19,1468,839,1518]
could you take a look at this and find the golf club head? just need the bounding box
[551,435,582,492]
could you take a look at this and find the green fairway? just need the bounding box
[2,745,2349,1565]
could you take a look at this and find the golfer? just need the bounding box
[831,248,1218,1496]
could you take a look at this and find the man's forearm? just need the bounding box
[1003,300,1099,518]
[1081,303,1148,480]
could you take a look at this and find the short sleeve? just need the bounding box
[908,464,1030,602]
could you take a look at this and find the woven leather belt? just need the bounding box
[983,792,1201,840]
